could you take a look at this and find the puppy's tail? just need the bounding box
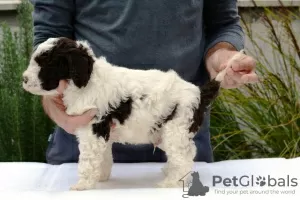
[199,50,245,110]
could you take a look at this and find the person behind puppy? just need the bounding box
[33,0,258,164]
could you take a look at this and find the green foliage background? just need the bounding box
[210,6,300,161]
[0,1,54,162]
[0,1,299,162]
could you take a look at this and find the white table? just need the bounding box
[0,157,300,200]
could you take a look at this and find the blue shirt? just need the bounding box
[31,0,244,164]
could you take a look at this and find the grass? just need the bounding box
[0,0,299,162]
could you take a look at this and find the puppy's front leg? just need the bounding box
[98,141,113,182]
[70,126,108,191]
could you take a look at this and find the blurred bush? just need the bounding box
[211,4,300,161]
[0,0,54,162]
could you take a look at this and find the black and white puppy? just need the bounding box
[22,37,241,190]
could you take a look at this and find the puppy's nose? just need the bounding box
[23,76,29,84]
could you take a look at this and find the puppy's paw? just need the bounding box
[70,181,95,191]
[156,180,181,188]
[161,167,168,176]
[98,173,110,182]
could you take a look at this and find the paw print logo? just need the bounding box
[256,176,266,186]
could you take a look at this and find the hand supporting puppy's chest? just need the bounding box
[62,86,98,117]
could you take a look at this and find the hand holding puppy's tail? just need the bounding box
[214,49,246,82]
[199,49,245,110]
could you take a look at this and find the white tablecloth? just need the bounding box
[0,157,300,200]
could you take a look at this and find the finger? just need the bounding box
[52,97,66,111]
[222,77,240,89]
[42,96,78,134]
[206,66,218,80]
[52,96,64,105]
[226,67,259,83]
[231,56,257,72]
[46,99,70,128]
[221,78,243,89]
[240,73,259,84]
[209,63,227,80]
[56,103,66,112]
[216,63,227,73]
[226,67,245,83]
[56,80,68,94]
[221,67,246,89]
[222,72,259,89]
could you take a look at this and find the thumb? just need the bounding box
[216,63,227,72]
[56,80,68,94]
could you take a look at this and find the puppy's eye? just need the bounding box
[35,51,51,66]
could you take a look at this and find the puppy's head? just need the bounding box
[22,37,95,95]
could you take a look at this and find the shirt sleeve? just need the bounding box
[203,0,245,57]
[31,0,75,49]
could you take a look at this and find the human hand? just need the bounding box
[205,43,259,89]
[41,80,99,134]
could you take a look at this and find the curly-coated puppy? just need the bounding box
[22,37,241,190]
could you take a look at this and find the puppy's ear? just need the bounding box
[68,49,94,88]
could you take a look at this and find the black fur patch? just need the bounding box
[189,79,220,133]
[35,37,94,90]
[92,119,111,142]
[92,97,133,141]
[151,104,178,133]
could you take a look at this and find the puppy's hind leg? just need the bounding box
[70,126,108,191]
[157,119,196,188]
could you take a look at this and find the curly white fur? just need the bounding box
[66,56,200,189]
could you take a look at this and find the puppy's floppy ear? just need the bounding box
[34,37,95,91]
[67,48,94,88]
